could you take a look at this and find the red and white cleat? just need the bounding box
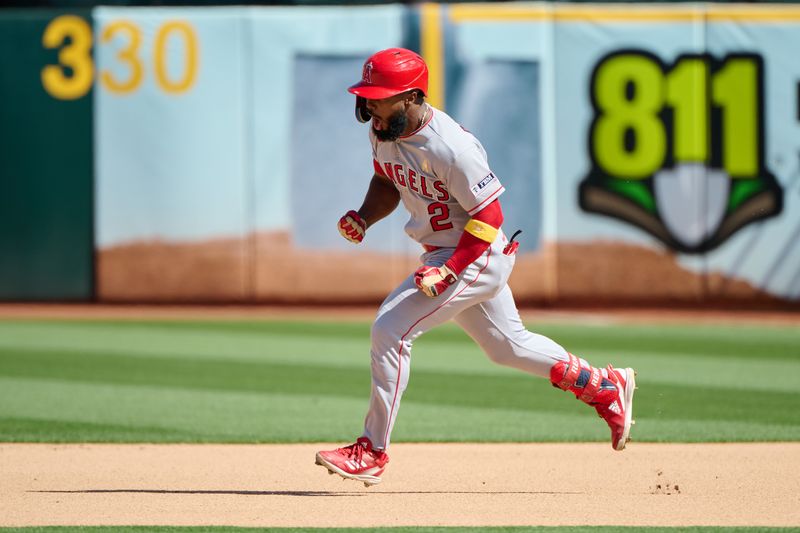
[315,437,389,487]
[596,366,637,451]
[550,354,637,451]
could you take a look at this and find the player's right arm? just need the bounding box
[338,172,400,244]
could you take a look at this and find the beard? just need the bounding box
[373,110,408,142]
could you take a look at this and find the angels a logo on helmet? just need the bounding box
[363,62,373,83]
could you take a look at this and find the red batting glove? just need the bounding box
[414,265,457,297]
[338,210,367,244]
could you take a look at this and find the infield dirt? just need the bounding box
[1,442,798,528]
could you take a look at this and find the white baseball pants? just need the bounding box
[363,234,571,450]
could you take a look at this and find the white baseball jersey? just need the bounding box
[370,105,505,247]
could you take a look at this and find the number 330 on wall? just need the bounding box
[41,14,199,100]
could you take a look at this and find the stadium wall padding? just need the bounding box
[0,10,95,301]
[1,3,799,305]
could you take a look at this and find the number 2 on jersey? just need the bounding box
[428,202,453,231]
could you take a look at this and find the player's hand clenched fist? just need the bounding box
[414,265,457,297]
[338,210,367,243]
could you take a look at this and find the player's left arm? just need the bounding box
[414,199,503,297]
[444,199,503,273]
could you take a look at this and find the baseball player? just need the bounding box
[315,48,636,487]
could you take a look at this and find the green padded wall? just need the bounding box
[0,10,94,300]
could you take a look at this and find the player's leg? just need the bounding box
[362,274,449,451]
[317,244,505,484]
[363,245,500,450]
[453,287,636,450]
[452,284,569,377]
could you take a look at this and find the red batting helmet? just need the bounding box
[348,48,428,123]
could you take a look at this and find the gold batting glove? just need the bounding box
[414,265,457,297]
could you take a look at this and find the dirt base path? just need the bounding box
[1,443,798,528]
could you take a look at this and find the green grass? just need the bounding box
[0,318,798,443]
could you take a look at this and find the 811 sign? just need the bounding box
[579,50,783,253]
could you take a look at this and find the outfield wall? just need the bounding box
[0,10,95,301]
[1,3,799,305]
